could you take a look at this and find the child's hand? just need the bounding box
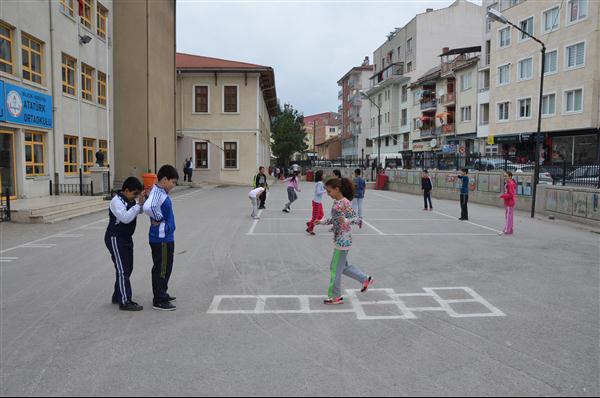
[138,192,147,205]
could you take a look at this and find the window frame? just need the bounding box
[81,63,94,102]
[460,72,472,92]
[64,135,79,175]
[193,140,210,170]
[61,52,77,96]
[543,49,558,76]
[97,2,108,40]
[542,92,557,117]
[460,106,472,122]
[565,40,586,71]
[24,131,46,177]
[222,140,239,170]
[222,84,239,114]
[21,33,44,85]
[518,16,534,42]
[517,97,532,120]
[496,101,511,123]
[498,26,511,49]
[83,137,96,174]
[496,63,511,86]
[81,0,94,30]
[566,0,588,26]
[0,21,15,75]
[193,84,210,114]
[563,87,584,115]
[541,5,560,34]
[97,70,107,106]
[99,139,109,165]
[517,56,533,82]
[60,0,75,18]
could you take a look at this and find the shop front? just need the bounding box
[549,130,599,165]
[494,134,537,164]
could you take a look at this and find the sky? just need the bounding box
[176,0,482,117]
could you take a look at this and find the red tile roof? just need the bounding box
[177,53,269,70]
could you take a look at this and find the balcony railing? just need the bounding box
[420,99,437,111]
[440,92,455,105]
[338,90,343,100]
[442,123,455,135]
[478,85,490,93]
[419,127,437,138]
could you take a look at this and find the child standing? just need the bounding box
[500,171,517,235]
[306,170,326,235]
[282,171,301,213]
[249,184,266,220]
[143,165,179,311]
[456,168,470,221]
[352,169,366,226]
[421,169,433,211]
[253,166,269,209]
[105,177,146,311]
[317,178,373,305]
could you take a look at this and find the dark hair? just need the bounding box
[259,183,266,188]
[333,169,342,178]
[315,170,324,182]
[506,171,513,178]
[122,177,143,193]
[325,177,355,201]
[462,168,469,175]
[355,168,361,176]
[259,166,265,171]
[423,169,429,174]
[157,165,179,181]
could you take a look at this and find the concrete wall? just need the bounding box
[536,184,600,227]
[114,0,176,181]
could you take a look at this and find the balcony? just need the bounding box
[420,128,436,138]
[350,114,362,124]
[338,90,343,100]
[338,105,343,113]
[440,92,455,105]
[420,98,437,111]
[370,62,405,85]
[442,54,478,76]
[442,123,455,135]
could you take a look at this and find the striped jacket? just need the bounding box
[143,185,176,243]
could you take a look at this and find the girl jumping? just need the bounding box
[317,178,373,305]
[282,171,301,213]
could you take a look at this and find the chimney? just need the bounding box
[426,8,434,12]
[362,56,370,66]
[442,47,450,55]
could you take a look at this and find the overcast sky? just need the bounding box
[177,0,482,117]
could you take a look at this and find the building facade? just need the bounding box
[176,53,277,185]
[487,0,600,165]
[1,0,113,199]
[365,0,483,167]
[304,112,340,160]
[337,57,373,162]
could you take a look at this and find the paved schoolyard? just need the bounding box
[1,182,598,396]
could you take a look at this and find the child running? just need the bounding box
[317,178,373,305]
[282,171,301,213]
[105,177,146,311]
[306,170,326,235]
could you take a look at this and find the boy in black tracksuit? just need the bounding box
[254,166,269,209]
[421,169,433,211]
[105,177,146,311]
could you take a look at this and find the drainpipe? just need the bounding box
[48,0,58,182]
[105,11,110,175]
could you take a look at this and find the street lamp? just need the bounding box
[357,89,381,174]
[488,8,546,218]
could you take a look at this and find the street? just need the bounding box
[1,183,598,396]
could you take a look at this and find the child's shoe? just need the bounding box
[119,301,143,311]
[361,276,374,293]
[324,297,344,305]
[306,228,315,236]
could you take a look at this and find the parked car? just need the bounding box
[470,158,519,172]
[516,165,559,184]
[566,166,600,185]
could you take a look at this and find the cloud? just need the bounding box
[177,1,482,116]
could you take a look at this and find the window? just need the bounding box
[81,63,94,101]
[519,17,533,41]
[99,139,108,165]
[544,50,558,75]
[0,21,14,74]
[377,94,382,107]
[60,0,75,17]
[518,98,532,119]
[568,0,588,23]
[401,85,407,102]
[461,106,472,122]
[81,0,93,29]
[407,62,412,72]
[497,64,510,85]
[21,33,43,84]
[385,137,389,147]
[518,58,533,81]
[195,142,209,169]
[413,118,420,130]
[566,42,585,69]
[223,85,238,113]
[61,53,76,95]
[25,131,45,176]
[224,142,237,169]
[543,6,560,32]
[397,46,402,60]
[480,104,490,126]
[401,109,407,126]
[64,136,78,174]
[542,94,556,116]
[499,27,511,48]
[194,85,209,113]
[97,3,108,40]
[83,138,95,173]
[406,38,413,54]
[479,70,490,91]
[460,73,472,91]
[497,102,510,121]
[329,127,336,133]
[564,89,583,113]
[97,71,106,105]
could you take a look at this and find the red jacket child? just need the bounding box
[500,178,517,208]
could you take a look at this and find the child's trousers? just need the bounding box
[307,201,324,232]
[504,206,514,234]
[150,242,175,305]
[105,235,134,305]
[352,198,364,219]
[328,249,368,298]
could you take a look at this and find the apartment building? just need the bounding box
[0,0,113,199]
[487,0,600,164]
[337,57,373,161]
[365,0,483,167]
[176,53,277,185]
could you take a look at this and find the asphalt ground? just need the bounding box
[1,182,598,396]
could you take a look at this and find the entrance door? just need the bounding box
[0,130,16,198]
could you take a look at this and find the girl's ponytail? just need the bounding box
[340,178,355,201]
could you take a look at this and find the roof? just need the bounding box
[414,65,442,85]
[440,46,482,57]
[337,65,374,85]
[304,112,339,126]
[176,52,278,117]
[315,136,341,147]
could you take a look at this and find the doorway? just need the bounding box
[0,130,16,199]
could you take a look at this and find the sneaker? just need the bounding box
[324,297,344,305]
[253,216,260,220]
[423,208,428,211]
[361,276,374,293]
[282,208,290,213]
[166,295,176,302]
[153,302,177,311]
[119,301,143,311]
[306,228,315,236]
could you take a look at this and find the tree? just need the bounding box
[271,103,307,166]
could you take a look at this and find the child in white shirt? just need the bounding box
[249,184,266,219]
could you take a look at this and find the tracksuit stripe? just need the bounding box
[111,237,127,304]
[328,249,341,298]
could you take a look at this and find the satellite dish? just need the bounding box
[438,89,445,97]
[430,139,438,147]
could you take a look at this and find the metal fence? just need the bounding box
[0,189,11,222]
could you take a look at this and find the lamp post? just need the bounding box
[488,9,546,218]
[358,90,381,174]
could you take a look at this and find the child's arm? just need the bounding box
[344,203,360,225]
[111,197,142,224]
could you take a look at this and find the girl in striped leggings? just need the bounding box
[317,178,373,305]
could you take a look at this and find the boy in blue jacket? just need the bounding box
[143,165,179,311]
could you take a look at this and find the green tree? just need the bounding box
[271,103,307,166]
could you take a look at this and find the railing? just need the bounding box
[442,124,455,134]
[440,92,455,105]
[51,182,95,196]
[420,99,437,110]
[338,90,343,100]
[0,189,11,222]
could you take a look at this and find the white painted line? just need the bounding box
[362,220,385,236]
[0,257,18,263]
[246,209,263,235]
[246,232,496,237]
[53,234,84,238]
[256,218,452,222]
[432,210,503,234]
[22,244,56,249]
[247,233,381,236]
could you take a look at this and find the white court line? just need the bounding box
[247,209,263,235]
[256,218,451,222]
[247,232,496,237]
[22,244,57,249]
[362,220,385,236]
[52,234,84,238]
[432,210,503,234]
[0,257,18,263]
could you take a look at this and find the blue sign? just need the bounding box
[4,83,53,129]
[0,80,5,122]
